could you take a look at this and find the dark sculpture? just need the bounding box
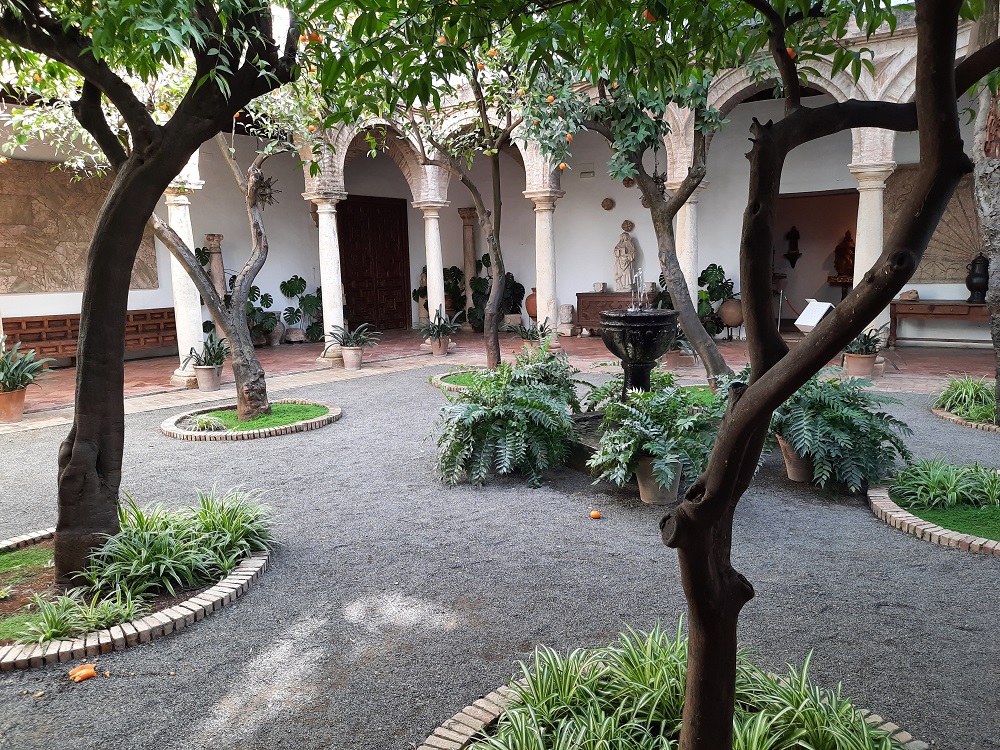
[966,252,989,304]
[834,230,856,276]
[600,309,679,397]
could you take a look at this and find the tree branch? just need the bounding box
[150,213,223,316]
[70,81,127,169]
[742,0,800,112]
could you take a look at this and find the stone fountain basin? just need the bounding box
[599,309,678,365]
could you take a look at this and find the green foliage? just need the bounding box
[586,376,725,489]
[503,319,553,341]
[81,489,271,600]
[473,625,897,750]
[418,309,463,341]
[281,275,324,340]
[232,281,279,339]
[17,588,146,646]
[914,505,1000,542]
[891,459,1000,509]
[844,325,888,355]
[934,376,996,424]
[324,322,381,350]
[190,414,228,432]
[205,403,329,431]
[182,332,231,368]
[435,349,580,487]
[0,336,51,392]
[771,370,912,493]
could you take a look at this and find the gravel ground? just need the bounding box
[0,372,997,750]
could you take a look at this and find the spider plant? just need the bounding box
[933,375,996,424]
[182,333,231,368]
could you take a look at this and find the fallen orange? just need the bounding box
[590,510,601,519]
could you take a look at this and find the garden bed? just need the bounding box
[931,407,1000,433]
[161,399,340,441]
[430,370,482,392]
[868,489,1000,556]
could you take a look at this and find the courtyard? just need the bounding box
[1,360,998,750]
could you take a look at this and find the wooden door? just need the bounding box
[336,195,411,330]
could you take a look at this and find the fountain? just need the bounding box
[599,268,678,396]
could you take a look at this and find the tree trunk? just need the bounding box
[483,228,505,368]
[226,308,271,420]
[56,152,192,583]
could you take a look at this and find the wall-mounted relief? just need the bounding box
[601,198,616,211]
[884,165,979,283]
[0,160,158,294]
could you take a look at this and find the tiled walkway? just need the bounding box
[13,327,994,432]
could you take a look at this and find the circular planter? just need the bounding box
[193,365,222,392]
[0,528,269,671]
[776,435,813,483]
[431,337,450,356]
[718,298,744,328]
[843,353,877,378]
[0,388,27,423]
[160,399,341,441]
[931,407,1000,433]
[342,346,363,370]
[634,456,681,506]
[430,371,480,393]
[869,487,1000,557]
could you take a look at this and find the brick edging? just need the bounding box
[868,487,1000,555]
[160,399,341,441]
[420,679,927,750]
[0,530,270,671]
[429,374,471,393]
[931,408,1000,433]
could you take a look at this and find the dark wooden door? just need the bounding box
[336,195,411,330]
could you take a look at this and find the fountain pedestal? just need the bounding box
[599,309,679,395]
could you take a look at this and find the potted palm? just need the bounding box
[183,333,231,392]
[419,308,461,356]
[325,323,381,370]
[843,325,886,377]
[0,336,51,423]
[586,379,721,505]
[503,318,553,354]
[769,369,912,492]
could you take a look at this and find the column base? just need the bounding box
[170,369,198,389]
[316,348,343,366]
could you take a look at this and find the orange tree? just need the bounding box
[0,1,319,583]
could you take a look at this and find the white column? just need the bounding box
[458,207,478,331]
[524,189,565,347]
[414,201,449,321]
[669,181,705,306]
[850,162,895,328]
[165,187,205,388]
[303,191,347,364]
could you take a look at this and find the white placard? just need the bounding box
[795,298,835,333]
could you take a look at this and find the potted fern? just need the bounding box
[843,325,887,378]
[325,323,380,370]
[0,336,51,423]
[419,308,462,356]
[769,369,912,492]
[183,333,231,392]
[586,377,722,505]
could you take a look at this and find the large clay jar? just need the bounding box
[431,337,450,356]
[0,388,27,423]
[966,253,989,304]
[525,287,538,319]
[342,347,363,370]
[776,435,813,483]
[718,298,744,328]
[843,353,876,378]
[634,456,681,506]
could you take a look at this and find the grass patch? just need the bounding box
[912,505,1000,541]
[205,403,328,431]
[0,546,52,577]
[0,610,39,642]
[440,371,478,387]
[684,385,715,406]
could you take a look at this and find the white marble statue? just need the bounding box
[614,223,637,292]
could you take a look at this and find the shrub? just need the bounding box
[933,375,996,424]
[18,589,146,646]
[770,370,912,493]
[474,625,897,750]
[892,459,1000,509]
[436,355,578,487]
[190,414,228,432]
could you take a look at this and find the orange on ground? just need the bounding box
[590,510,601,519]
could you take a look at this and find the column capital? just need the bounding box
[303,191,348,206]
[413,200,450,213]
[523,189,565,209]
[164,185,202,205]
[665,180,709,202]
[458,207,478,223]
[849,162,896,188]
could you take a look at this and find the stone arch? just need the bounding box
[663,104,696,185]
[707,63,863,116]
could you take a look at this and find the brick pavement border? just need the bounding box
[160,399,341,442]
[931,407,1000,433]
[428,373,477,393]
[421,678,928,750]
[0,530,270,671]
[868,487,1000,556]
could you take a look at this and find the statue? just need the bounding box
[614,220,637,292]
[834,230,855,276]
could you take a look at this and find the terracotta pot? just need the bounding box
[843,353,876,378]
[525,287,538,318]
[431,337,450,356]
[776,435,813,483]
[193,365,222,392]
[342,347,363,370]
[718,298,744,328]
[634,455,681,506]
[0,388,27,423]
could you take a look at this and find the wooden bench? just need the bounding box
[888,299,990,347]
[2,308,178,359]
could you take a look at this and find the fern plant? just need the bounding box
[435,361,576,487]
[770,369,912,493]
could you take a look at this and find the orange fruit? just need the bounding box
[299,34,308,42]
[643,9,657,21]
[558,162,567,170]
[233,111,240,118]
[477,62,485,70]
[488,48,498,56]
[517,88,526,96]
[612,81,619,89]
[532,119,540,125]
[438,36,447,44]
[308,125,316,132]
[566,134,573,142]
[786,47,797,59]
[546,95,555,103]
[309,32,322,43]
[160,103,168,111]
[590,510,601,519]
